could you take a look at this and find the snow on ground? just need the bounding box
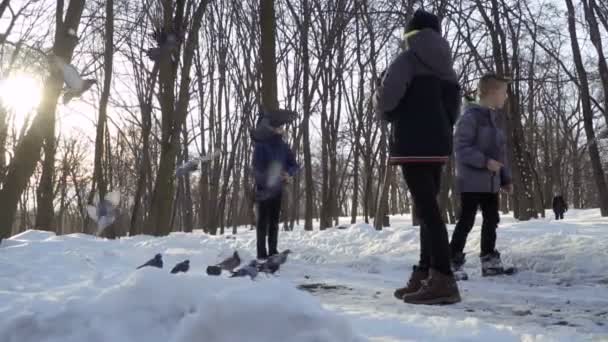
[1,209,607,341]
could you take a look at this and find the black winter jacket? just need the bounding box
[374,29,461,164]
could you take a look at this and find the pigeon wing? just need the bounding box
[105,191,121,207]
[199,151,221,163]
[86,205,98,221]
[62,63,85,90]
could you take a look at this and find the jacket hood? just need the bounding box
[251,118,283,142]
[407,29,458,83]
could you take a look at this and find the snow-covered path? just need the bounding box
[1,210,607,341]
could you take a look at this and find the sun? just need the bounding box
[0,73,42,114]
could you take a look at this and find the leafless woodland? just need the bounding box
[0,0,606,239]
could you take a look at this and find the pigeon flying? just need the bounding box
[137,253,163,270]
[230,260,259,280]
[51,56,97,104]
[171,260,190,274]
[86,191,120,236]
[176,151,222,177]
[147,28,181,63]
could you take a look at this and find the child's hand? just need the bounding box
[282,172,292,184]
[487,159,503,173]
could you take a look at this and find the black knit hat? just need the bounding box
[260,108,298,127]
[406,10,440,33]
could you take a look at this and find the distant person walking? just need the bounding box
[552,194,568,220]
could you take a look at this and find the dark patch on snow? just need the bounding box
[297,283,353,293]
[512,309,532,316]
[553,320,578,327]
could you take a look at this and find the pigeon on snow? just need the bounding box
[258,250,291,275]
[230,260,259,280]
[268,249,291,266]
[206,250,241,276]
[171,260,190,274]
[217,251,241,271]
[137,253,163,270]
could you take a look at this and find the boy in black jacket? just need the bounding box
[252,110,299,260]
[375,10,461,305]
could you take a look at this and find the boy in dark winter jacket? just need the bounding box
[552,194,567,220]
[375,10,462,305]
[450,73,513,277]
[252,110,299,260]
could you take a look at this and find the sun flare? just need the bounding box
[0,73,43,114]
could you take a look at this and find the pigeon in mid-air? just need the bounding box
[147,28,181,63]
[137,253,163,270]
[176,151,222,177]
[171,260,190,274]
[230,260,259,280]
[51,56,97,104]
[87,191,120,236]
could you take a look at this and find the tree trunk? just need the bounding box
[260,0,278,111]
[301,0,314,231]
[87,0,114,230]
[147,0,210,236]
[565,0,608,216]
[0,0,86,239]
[583,0,608,125]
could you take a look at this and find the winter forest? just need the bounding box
[0,0,607,238]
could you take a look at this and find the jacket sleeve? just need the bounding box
[500,163,512,186]
[454,113,487,169]
[374,52,413,122]
[285,146,300,176]
[499,131,512,186]
[442,82,462,126]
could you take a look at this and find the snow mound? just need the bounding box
[0,270,360,342]
[9,229,56,241]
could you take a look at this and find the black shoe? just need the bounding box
[451,252,466,271]
[257,252,268,260]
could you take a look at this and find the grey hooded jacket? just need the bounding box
[374,29,461,163]
[454,103,512,193]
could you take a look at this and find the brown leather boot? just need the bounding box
[402,268,461,305]
[394,266,429,299]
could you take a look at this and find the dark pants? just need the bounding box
[450,193,499,258]
[401,164,452,276]
[256,194,282,259]
[554,210,564,220]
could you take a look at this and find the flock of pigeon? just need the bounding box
[49,25,182,105]
[87,151,221,235]
[134,250,292,280]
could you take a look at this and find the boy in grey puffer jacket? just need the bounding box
[450,73,513,277]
